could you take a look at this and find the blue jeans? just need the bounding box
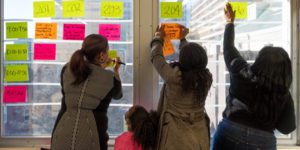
[212,119,276,150]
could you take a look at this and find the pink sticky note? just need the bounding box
[3,86,27,103]
[34,43,56,60]
[99,24,121,41]
[63,24,85,40]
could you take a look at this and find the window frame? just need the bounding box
[0,0,299,147]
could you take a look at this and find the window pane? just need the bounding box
[159,0,290,138]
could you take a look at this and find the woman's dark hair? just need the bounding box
[177,43,213,101]
[69,34,108,85]
[251,46,292,127]
[126,105,159,150]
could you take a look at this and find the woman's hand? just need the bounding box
[154,25,166,37]
[224,3,235,23]
[179,25,189,40]
[113,57,121,74]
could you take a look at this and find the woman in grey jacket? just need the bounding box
[51,34,123,150]
[151,25,212,150]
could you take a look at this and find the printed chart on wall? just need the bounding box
[1,0,133,137]
[159,0,291,139]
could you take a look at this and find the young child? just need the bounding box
[114,105,158,150]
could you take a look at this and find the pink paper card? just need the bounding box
[34,43,56,60]
[3,86,27,103]
[63,24,85,40]
[99,24,121,41]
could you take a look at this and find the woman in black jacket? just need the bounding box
[212,3,296,150]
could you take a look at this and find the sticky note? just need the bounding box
[108,50,118,67]
[6,22,28,39]
[101,1,123,18]
[161,23,181,40]
[63,24,85,40]
[35,23,57,39]
[62,0,85,18]
[163,38,175,56]
[3,86,27,103]
[229,2,248,19]
[5,44,28,61]
[33,1,56,18]
[34,43,56,60]
[161,2,182,18]
[4,65,29,82]
[99,24,121,41]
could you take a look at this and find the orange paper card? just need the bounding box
[163,38,175,56]
[35,23,57,39]
[161,23,181,40]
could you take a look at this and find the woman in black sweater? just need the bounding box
[212,3,296,150]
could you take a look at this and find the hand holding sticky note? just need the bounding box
[229,2,248,19]
[161,23,181,40]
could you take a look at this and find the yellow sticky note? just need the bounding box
[6,44,28,61]
[161,2,182,18]
[101,1,123,18]
[6,22,28,39]
[62,0,85,18]
[5,65,29,82]
[33,1,56,18]
[108,50,118,68]
[229,2,248,19]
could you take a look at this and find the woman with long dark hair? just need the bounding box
[151,25,213,150]
[212,3,296,150]
[114,105,159,150]
[51,34,123,150]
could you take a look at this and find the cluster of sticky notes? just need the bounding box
[33,1,125,18]
[108,50,118,68]
[63,24,86,40]
[229,2,248,19]
[4,65,29,82]
[161,23,182,56]
[99,24,121,41]
[5,44,28,61]
[35,23,57,39]
[161,2,182,19]
[3,86,27,103]
[34,44,56,60]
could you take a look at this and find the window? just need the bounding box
[159,0,291,138]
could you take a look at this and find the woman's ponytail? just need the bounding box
[69,49,91,85]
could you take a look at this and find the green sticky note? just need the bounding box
[5,65,29,82]
[108,50,118,68]
[230,2,248,19]
[6,22,28,39]
[33,1,56,18]
[62,0,85,18]
[101,1,123,18]
[161,2,182,18]
[6,44,28,61]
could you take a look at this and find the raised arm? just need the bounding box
[179,26,189,50]
[223,3,247,73]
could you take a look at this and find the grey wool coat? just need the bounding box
[51,63,122,150]
[151,36,211,150]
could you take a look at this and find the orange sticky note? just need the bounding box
[35,23,57,39]
[163,38,175,56]
[162,23,181,40]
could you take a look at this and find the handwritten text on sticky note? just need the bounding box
[63,0,85,17]
[163,38,175,56]
[101,1,123,18]
[6,44,28,61]
[161,2,182,18]
[161,23,181,40]
[34,43,56,60]
[5,65,29,82]
[33,1,56,18]
[99,24,121,41]
[63,24,85,40]
[229,2,248,19]
[108,50,118,67]
[6,22,28,39]
[3,86,27,103]
[35,23,57,39]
